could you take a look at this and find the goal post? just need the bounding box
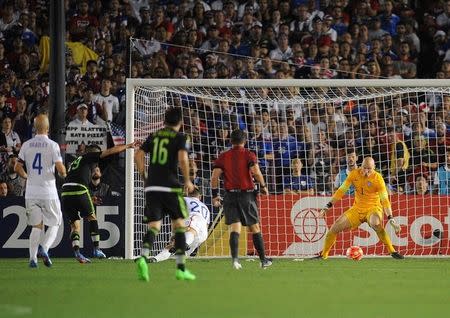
[125,79,450,259]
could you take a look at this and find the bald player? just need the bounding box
[15,114,67,268]
[315,157,404,259]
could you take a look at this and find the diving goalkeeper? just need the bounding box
[316,157,404,259]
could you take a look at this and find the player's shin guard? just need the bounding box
[174,228,186,271]
[375,228,396,253]
[230,232,239,262]
[142,227,159,257]
[88,220,100,248]
[71,232,80,251]
[252,232,266,261]
[322,231,337,259]
[29,227,41,262]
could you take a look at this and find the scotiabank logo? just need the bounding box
[280,196,450,256]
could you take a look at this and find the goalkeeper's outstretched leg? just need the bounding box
[368,213,404,259]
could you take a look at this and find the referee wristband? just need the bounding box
[326,202,333,209]
[212,188,219,198]
[387,215,393,220]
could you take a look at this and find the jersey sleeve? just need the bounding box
[332,170,354,201]
[52,142,63,163]
[140,135,153,153]
[176,133,188,152]
[377,174,391,209]
[213,153,225,170]
[18,143,26,162]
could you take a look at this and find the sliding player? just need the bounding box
[316,157,404,259]
[148,187,210,263]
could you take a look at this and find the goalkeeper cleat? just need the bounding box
[29,260,38,268]
[309,254,324,260]
[232,261,242,270]
[41,251,52,268]
[391,252,405,259]
[93,248,106,259]
[74,251,91,264]
[175,269,196,281]
[135,257,149,282]
[260,258,273,269]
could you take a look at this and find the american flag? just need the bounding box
[108,122,126,146]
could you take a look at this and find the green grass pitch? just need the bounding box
[0,258,449,318]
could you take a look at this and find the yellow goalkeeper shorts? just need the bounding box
[343,206,383,230]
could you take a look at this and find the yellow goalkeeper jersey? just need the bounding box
[332,168,391,210]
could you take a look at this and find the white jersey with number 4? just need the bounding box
[18,134,62,200]
[184,197,211,244]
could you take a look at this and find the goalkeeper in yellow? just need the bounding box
[316,157,404,259]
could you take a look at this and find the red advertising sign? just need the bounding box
[250,195,449,257]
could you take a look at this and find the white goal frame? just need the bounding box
[125,78,450,259]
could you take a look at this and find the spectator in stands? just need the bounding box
[412,175,431,195]
[334,148,358,193]
[283,158,315,195]
[387,127,409,190]
[68,0,99,42]
[89,166,112,205]
[2,116,20,155]
[5,154,25,196]
[68,103,94,128]
[434,152,450,194]
[0,181,8,197]
[92,78,119,123]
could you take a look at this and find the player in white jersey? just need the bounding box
[149,187,211,263]
[14,114,67,268]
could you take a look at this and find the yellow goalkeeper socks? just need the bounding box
[321,231,337,259]
[376,228,396,253]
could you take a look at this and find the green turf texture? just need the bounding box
[0,258,448,318]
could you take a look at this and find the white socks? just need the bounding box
[29,227,42,262]
[42,226,59,253]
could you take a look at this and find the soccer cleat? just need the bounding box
[29,260,38,268]
[135,257,149,282]
[391,252,405,259]
[260,258,273,269]
[93,248,106,259]
[74,251,91,264]
[232,261,242,270]
[175,269,196,281]
[309,254,324,260]
[147,257,158,263]
[41,251,53,267]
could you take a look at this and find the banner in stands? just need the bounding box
[256,195,450,257]
[0,196,125,258]
[65,124,108,154]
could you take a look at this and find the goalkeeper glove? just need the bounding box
[388,216,401,233]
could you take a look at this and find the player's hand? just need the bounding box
[319,207,329,218]
[260,186,269,195]
[92,196,102,205]
[184,180,195,194]
[389,217,401,234]
[212,196,222,207]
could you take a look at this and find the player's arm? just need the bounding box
[378,176,401,233]
[134,148,146,180]
[250,163,268,195]
[55,161,67,178]
[211,167,223,207]
[100,142,136,159]
[14,159,27,179]
[320,176,353,217]
[178,149,194,193]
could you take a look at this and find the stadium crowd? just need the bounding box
[0,0,449,198]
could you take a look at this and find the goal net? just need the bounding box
[125,79,450,259]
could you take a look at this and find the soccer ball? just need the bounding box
[346,246,363,261]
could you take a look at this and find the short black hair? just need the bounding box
[85,144,102,153]
[164,107,182,126]
[230,129,246,144]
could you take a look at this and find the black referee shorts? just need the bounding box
[223,191,259,226]
[145,191,188,222]
[61,184,95,223]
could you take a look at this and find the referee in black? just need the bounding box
[211,129,272,269]
[134,107,195,282]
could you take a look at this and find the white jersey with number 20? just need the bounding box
[184,197,211,244]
